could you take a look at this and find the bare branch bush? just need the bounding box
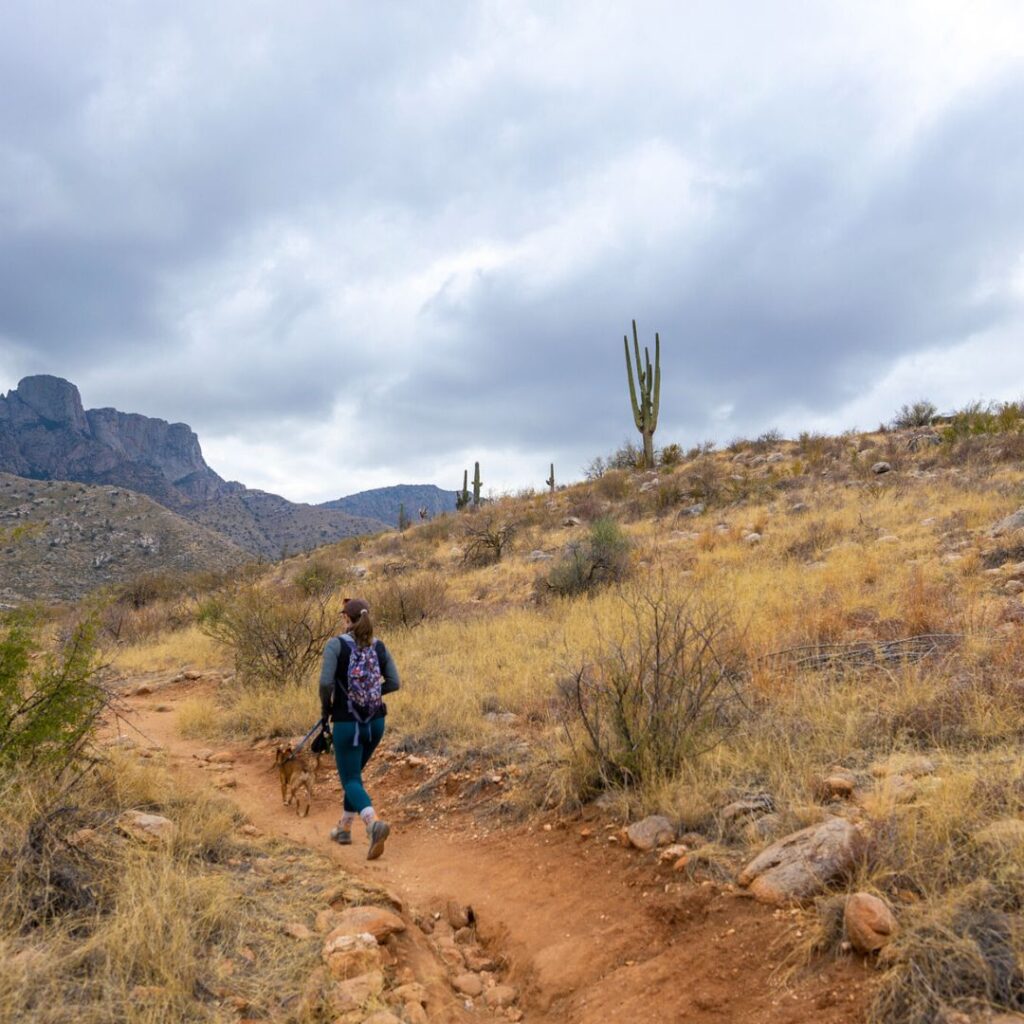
[460,509,519,566]
[558,580,749,792]
[197,581,338,687]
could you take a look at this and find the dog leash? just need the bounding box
[288,721,324,760]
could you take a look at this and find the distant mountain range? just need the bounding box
[321,484,456,525]
[0,375,450,562]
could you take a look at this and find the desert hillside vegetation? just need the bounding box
[10,400,1024,1023]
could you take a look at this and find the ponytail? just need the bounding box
[349,607,375,648]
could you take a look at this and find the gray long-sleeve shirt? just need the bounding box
[319,634,400,721]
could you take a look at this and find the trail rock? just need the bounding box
[283,921,313,940]
[871,462,892,475]
[391,982,428,1007]
[991,508,1024,537]
[328,906,406,943]
[403,1003,429,1024]
[680,502,705,517]
[208,751,235,763]
[563,516,582,527]
[446,900,472,929]
[818,769,857,800]
[527,550,553,562]
[325,969,384,1013]
[737,817,865,905]
[844,892,897,954]
[744,532,762,545]
[362,1013,402,1024]
[484,984,518,1009]
[116,810,175,844]
[452,972,483,997]
[658,844,689,863]
[316,908,342,934]
[626,815,675,851]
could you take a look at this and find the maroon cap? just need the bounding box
[342,597,370,621]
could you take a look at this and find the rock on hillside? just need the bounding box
[320,484,456,526]
[0,472,247,604]
[184,489,387,561]
[0,376,229,508]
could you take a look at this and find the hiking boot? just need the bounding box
[367,820,390,860]
[329,822,352,845]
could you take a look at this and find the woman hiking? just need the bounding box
[318,596,400,859]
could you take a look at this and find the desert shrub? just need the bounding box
[892,399,938,429]
[654,478,684,511]
[558,582,748,791]
[413,512,458,544]
[197,582,337,687]
[785,517,843,562]
[686,441,717,459]
[659,443,684,467]
[608,439,644,470]
[292,557,346,597]
[681,457,724,504]
[460,510,519,566]
[367,574,449,629]
[749,428,784,452]
[0,612,105,772]
[542,517,631,598]
[593,469,630,501]
[942,400,1024,442]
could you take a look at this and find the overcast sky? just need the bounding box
[2,2,1024,501]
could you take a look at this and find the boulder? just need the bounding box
[680,502,706,517]
[563,516,582,528]
[991,508,1024,537]
[403,1003,429,1024]
[452,972,483,997]
[527,549,553,562]
[871,462,892,475]
[282,921,313,941]
[484,984,518,1009]
[737,817,865,905]
[844,892,897,954]
[325,905,406,944]
[626,815,675,851]
[446,900,472,929]
[818,769,857,800]
[363,1013,402,1024]
[325,969,384,1013]
[116,810,175,844]
[744,532,762,545]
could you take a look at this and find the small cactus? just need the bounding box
[456,470,470,511]
[472,462,482,507]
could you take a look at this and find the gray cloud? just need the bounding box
[2,2,1024,496]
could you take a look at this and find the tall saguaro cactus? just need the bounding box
[456,470,470,511]
[546,463,555,493]
[472,462,483,507]
[624,319,661,469]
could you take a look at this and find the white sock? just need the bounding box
[360,807,377,830]
[340,812,356,830]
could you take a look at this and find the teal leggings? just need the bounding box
[332,718,385,813]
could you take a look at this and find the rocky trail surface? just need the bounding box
[109,673,871,1024]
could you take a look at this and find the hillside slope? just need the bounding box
[184,489,388,560]
[0,472,247,604]
[320,483,455,525]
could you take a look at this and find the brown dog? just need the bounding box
[274,743,314,817]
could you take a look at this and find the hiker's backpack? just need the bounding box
[339,636,384,723]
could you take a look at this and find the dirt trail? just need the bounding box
[116,679,870,1024]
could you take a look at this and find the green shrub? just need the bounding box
[892,399,938,429]
[542,517,631,598]
[659,443,684,467]
[0,612,105,771]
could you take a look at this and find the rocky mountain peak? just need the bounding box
[2,375,89,432]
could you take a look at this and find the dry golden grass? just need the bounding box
[108,625,229,676]
[0,752,355,1024]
